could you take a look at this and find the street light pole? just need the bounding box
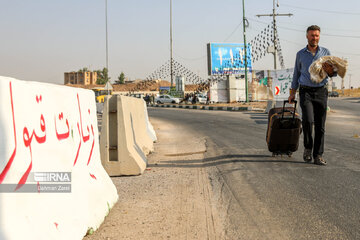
[349,74,352,89]
[170,0,174,87]
[105,0,109,82]
[242,0,249,102]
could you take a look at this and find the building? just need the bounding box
[64,71,97,85]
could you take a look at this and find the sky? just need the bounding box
[1,0,359,88]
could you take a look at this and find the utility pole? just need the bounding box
[242,0,249,102]
[170,0,174,87]
[256,0,292,70]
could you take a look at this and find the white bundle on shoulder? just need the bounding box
[309,56,348,83]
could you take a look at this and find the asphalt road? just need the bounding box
[148,97,360,240]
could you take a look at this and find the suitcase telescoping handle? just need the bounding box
[282,100,297,119]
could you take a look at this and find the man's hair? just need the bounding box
[307,25,321,33]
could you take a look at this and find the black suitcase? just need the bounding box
[266,100,302,156]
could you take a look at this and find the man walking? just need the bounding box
[288,25,336,165]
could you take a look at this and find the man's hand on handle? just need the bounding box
[288,88,296,104]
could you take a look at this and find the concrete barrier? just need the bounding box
[0,76,118,240]
[100,95,154,176]
[126,97,154,155]
[144,102,157,142]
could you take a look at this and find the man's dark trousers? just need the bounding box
[299,86,328,158]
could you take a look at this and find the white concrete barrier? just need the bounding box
[144,102,157,142]
[126,97,154,155]
[0,76,118,240]
[100,95,154,176]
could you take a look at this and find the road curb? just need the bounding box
[148,104,265,112]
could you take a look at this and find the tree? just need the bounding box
[78,67,89,73]
[96,67,110,85]
[115,72,125,84]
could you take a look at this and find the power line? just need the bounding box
[280,37,360,56]
[331,50,360,57]
[277,25,360,39]
[170,21,244,62]
[280,38,303,47]
[248,17,360,38]
[173,52,206,61]
[281,3,360,16]
[164,21,360,66]
[248,17,272,25]
[223,22,243,42]
[322,33,360,39]
[276,20,360,33]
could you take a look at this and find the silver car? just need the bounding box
[155,94,180,104]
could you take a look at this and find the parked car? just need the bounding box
[196,94,208,104]
[130,93,145,99]
[329,91,339,97]
[155,94,180,104]
[188,94,207,104]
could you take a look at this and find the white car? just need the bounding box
[196,94,207,104]
[155,94,180,104]
[188,94,207,104]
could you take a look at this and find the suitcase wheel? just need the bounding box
[271,151,293,157]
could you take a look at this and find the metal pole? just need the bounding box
[105,0,109,82]
[349,74,352,89]
[170,0,173,87]
[273,0,277,70]
[242,0,248,102]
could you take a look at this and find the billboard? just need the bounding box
[207,43,252,75]
[159,86,170,95]
[159,86,184,98]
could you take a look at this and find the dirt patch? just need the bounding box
[83,118,224,240]
[336,89,360,97]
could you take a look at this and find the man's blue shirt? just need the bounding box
[291,45,331,89]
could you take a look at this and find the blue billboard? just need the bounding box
[159,86,171,95]
[207,43,252,75]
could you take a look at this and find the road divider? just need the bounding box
[144,102,157,142]
[0,76,118,240]
[149,104,264,112]
[100,95,155,176]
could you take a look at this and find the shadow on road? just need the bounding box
[341,97,360,103]
[148,154,306,168]
[243,112,268,125]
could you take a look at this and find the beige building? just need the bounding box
[64,71,97,85]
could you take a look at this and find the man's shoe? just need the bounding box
[314,155,327,165]
[303,149,312,162]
